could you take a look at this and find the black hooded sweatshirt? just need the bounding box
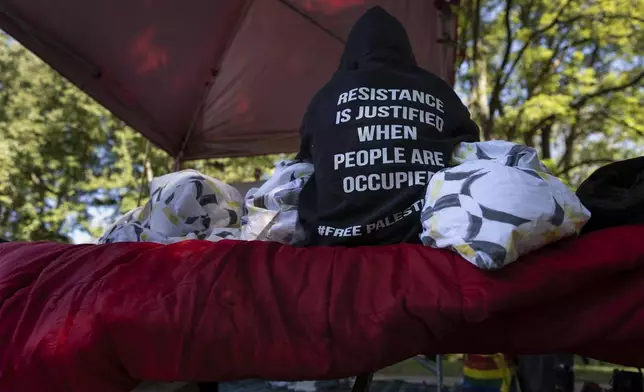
[576,156,644,233]
[297,6,479,247]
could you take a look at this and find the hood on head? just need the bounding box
[338,6,417,71]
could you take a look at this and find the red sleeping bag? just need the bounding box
[1,226,644,392]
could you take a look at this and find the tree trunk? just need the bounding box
[540,124,552,159]
[145,158,154,184]
[470,58,491,138]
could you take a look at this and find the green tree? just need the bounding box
[2,0,641,241]
[0,32,165,241]
[0,32,280,242]
[458,0,643,185]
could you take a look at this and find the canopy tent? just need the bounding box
[0,0,458,162]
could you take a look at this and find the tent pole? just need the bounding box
[175,1,254,163]
[435,0,459,86]
[436,354,443,391]
[137,141,152,205]
[173,152,184,172]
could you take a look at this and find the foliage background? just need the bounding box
[0,0,642,242]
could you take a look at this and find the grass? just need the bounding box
[376,357,638,385]
[378,359,462,377]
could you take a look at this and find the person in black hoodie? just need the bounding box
[297,6,480,247]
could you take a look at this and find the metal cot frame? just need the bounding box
[196,355,446,392]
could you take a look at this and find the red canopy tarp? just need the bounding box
[2,226,644,391]
[0,0,457,160]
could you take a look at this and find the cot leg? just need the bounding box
[352,373,374,392]
[197,382,219,392]
[435,355,443,391]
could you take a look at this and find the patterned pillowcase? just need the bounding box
[420,141,591,269]
[98,170,243,244]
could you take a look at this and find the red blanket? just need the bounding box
[1,226,644,392]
